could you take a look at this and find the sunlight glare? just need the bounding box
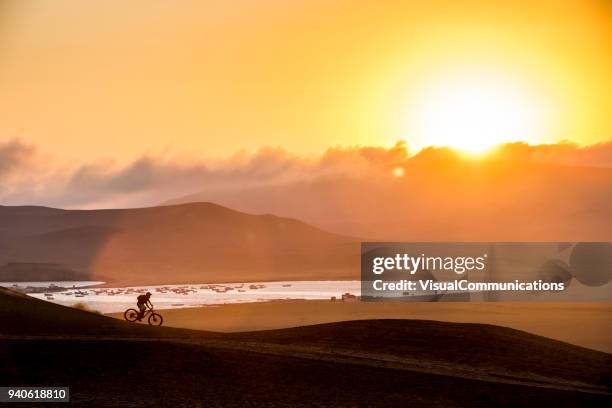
[409,72,546,153]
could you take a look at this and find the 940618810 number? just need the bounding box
[1,387,69,402]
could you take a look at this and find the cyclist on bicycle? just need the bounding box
[136,292,153,321]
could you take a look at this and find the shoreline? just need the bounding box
[1,277,360,289]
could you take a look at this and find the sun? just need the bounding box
[408,72,546,153]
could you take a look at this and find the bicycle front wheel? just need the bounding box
[148,312,163,326]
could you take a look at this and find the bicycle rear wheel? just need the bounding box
[148,312,163,326]
[124,308,139,322]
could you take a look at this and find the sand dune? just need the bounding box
[0,287,204,338]
[141,300,612,353]
[2,288,611,406]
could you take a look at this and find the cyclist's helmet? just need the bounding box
[146,292,152,297]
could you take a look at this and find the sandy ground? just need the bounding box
[118,300,612,353]
[4,288,611,406]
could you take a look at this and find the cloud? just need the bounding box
[0,138,610,214]
[2,142,412,208]
[0,139,35,181]
[489,140,612,168]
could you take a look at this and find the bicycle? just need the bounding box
[124,307,164,326]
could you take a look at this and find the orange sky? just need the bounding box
[0,0,610,162]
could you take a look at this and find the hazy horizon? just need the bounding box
[0,138,610,209]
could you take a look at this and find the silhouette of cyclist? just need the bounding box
[136,292,153,321]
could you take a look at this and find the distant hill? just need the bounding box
[165,159,612,241]
[0,262,87,281]
[0,203,359,285]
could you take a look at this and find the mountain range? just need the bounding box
[166,158,612,240]
[0,202,359,284]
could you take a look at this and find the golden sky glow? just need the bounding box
[404,69,549,153]
[0,0,610,162]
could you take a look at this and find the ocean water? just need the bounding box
[22,280,361,313]
[2,281,106,288]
